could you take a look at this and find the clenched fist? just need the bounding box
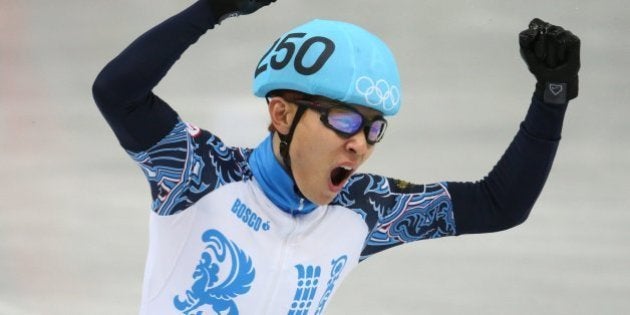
[519,18,581,104]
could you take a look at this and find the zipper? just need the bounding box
[291,197,305,216]
[262,211,299,314]
[298,198,305,213]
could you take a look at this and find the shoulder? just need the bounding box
[129,120,254,215]
[332,173,450,214]
[332,173,456,251]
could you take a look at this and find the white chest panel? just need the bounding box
[139,179,367,315]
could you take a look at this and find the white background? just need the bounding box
[1,0,628,314]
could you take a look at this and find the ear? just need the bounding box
[268,97,295,135]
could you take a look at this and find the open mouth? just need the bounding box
[330,166,353,187]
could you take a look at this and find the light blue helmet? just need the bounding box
[253,19,402,116]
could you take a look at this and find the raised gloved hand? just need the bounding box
[211,0,277,21]
[519,18,581,104]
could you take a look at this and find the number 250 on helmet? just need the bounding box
[253,19,402,116]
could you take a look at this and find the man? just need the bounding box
[92,0,580,314]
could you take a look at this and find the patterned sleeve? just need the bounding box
[127,120,252,216]
[332,174,456,261]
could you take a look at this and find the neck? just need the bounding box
[249,134,317,215]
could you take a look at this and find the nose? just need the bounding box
[345,130,370,156]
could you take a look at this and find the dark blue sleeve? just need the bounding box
[91,0,220,152]
[448,96,567,234]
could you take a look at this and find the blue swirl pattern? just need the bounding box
[128,121,252,215]
[333,174,456,260]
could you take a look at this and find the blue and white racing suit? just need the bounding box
[92,1,568,314]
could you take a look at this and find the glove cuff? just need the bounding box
[534,75,578,105]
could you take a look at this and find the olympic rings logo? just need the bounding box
[355,76,400,111]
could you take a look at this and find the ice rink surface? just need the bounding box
[1,0,629,314]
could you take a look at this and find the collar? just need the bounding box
[249,134,317,215]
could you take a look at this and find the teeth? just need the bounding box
[341,166,353,171]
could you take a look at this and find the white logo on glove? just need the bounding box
[549,83,563,96]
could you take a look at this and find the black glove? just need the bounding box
[519,18,581,104]
[210,0,276,22]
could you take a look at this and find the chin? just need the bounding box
[307,192,336,206]
[319,193,339,205]
[297,180,339,206]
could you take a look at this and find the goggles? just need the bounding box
[294,100,388,145]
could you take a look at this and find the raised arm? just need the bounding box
[450,18,581,234]
[91,0,275,152]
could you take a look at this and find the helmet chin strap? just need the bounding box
[278,105,308,197]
